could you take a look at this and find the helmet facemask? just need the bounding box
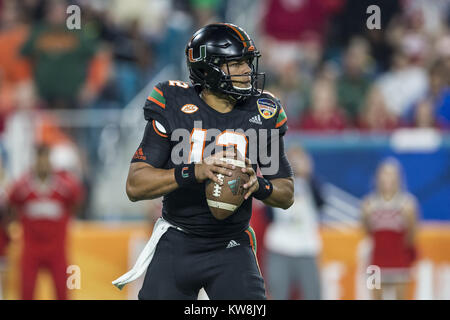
[213,53,265,101]
[189,52,265,102]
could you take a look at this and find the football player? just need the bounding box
[115,23,294,300]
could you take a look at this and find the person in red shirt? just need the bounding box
[262,0,341,42]
[300,79,349,131]
[361,158,418,300]
[7,144,84,300]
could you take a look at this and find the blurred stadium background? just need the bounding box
[0,0,449,300]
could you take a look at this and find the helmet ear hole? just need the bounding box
[196,66,207,76]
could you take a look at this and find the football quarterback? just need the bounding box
[113,23,294,300]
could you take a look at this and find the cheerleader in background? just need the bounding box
[361,158,418,300]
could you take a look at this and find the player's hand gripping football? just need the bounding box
[195,150,236,185]
[241,158,259,200]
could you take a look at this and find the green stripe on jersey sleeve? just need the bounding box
[149,88,166,105]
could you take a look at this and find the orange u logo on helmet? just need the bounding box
[188,45,207,62]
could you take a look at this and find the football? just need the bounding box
[205,157,249,220]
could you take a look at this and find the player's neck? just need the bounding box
[200,89,236,113]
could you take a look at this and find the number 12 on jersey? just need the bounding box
[189,129,248,163]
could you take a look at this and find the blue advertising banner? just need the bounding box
[286,131,450,221]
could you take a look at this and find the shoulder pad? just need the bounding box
[255,91,288,133]
[160,80,192,95]
[143,80,193,132]
[146,82,167,110]
[143,81,171,132]
[148,80,193,107]
[255,91,281,120]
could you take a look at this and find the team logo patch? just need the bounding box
[257,98,277,119]
[132,148,146,161]
[249,114,262,125]
[181,104,199,114]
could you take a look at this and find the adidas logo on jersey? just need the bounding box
[249,115,262,125]
[226,240,240,249]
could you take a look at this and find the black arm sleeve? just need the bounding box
[131,121,171,168]
[260,135,294,180]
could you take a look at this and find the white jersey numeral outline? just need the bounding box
[188,129,248,163]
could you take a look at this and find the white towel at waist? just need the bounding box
[112,217,176,290]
